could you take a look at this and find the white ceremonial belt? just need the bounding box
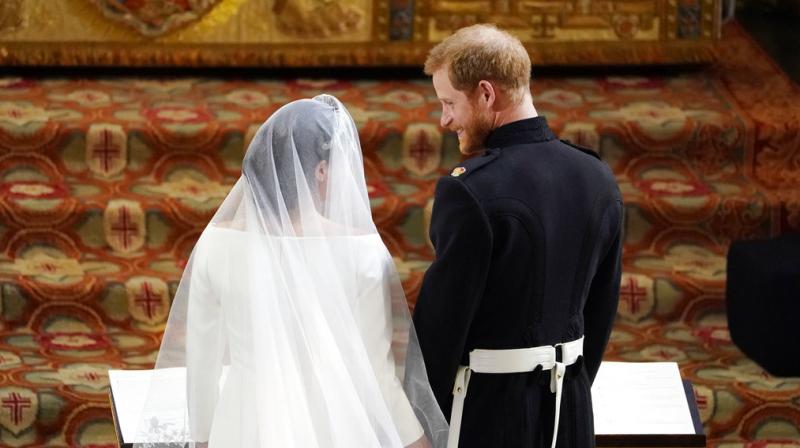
[447,336,584,448]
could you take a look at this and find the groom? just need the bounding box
[413,24,623,448]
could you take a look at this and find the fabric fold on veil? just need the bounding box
[131,94,449,447]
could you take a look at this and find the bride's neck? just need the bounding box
[288,207,326,236]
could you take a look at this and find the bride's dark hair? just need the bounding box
[242,98,336,216]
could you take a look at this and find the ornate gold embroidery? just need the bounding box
[0,0,24,34]
[273,0,365,38]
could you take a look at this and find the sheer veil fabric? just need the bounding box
[132,95,448,447]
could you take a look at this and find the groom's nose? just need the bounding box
[440,110,452,128]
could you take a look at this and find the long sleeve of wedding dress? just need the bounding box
[185,235,226,443]
[357,246,425,446]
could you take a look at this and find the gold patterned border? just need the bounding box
[0,0,721,67]
[0,40,718,67]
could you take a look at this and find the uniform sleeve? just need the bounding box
[185,237,226,442]
[413,177,493,417]
[357,249,425,446]
[582,198,623,383]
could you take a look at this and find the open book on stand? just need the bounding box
[109,361,706,447]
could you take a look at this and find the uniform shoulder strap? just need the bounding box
[560,139,601,160]
[449,149,500,180]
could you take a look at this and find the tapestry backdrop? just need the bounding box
[0,0,721,67]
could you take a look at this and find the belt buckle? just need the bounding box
[554,344,563,363]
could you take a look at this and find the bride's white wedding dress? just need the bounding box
[187,228,423,446]
[131,94,447,448]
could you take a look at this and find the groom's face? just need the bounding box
[432,68,493,155]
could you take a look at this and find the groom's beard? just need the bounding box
[457,106,493,155]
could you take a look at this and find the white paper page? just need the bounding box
[591,361,696,435]
[109,367,229,443]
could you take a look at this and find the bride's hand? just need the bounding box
[405,435,432,448]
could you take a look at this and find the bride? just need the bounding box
[132,94,448,447]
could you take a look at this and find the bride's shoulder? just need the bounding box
[197,223,251,249]
[210,220,247,231]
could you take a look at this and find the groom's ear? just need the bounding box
[315,160,329,182]
[476,79,497,109]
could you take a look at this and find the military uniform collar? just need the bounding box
[484,116,556,150]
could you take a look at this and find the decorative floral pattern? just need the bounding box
[144,176,232,203]
[5,252,85,283]
[37,333,111,351]
[0,102,51,127]
[638,179,711,197]
[41,364,111,391]
[143,106,213,124]
[50,90,113,108]
[1,181,69,199]
[537,89,584,108]
[222,89,271,108]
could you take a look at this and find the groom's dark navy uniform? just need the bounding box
[413,117,623,448]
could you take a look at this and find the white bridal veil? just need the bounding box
[131,94,448,447]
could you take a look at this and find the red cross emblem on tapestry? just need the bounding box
[103,200,145,254]
[126,277,170,326]
[618,272,655,322]
[86,124,127,178]
[0,388,37,435]
[402,123,442,176]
